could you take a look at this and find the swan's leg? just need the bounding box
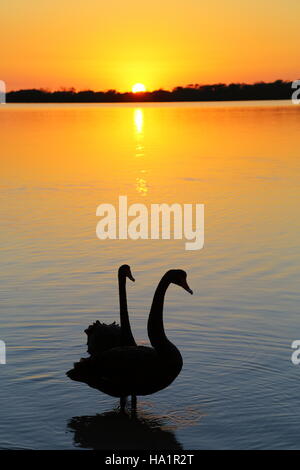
[120,396,127,412]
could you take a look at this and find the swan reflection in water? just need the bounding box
[67,407,183,450]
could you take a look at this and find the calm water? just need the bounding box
[0,101,300,449]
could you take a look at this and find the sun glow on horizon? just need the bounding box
[132,83,146,93]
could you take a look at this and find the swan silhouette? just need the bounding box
[85,264,136,357]
[67,270,193,411]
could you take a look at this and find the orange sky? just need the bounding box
[1,0,299,92]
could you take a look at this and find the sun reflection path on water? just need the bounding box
[134,108,149,196]
[134,108,144,135]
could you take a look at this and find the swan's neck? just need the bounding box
[147,274,171,350]
[119,274,136,347]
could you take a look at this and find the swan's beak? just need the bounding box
[128,272,135,282]
[182,279,193,295]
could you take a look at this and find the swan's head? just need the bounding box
[118,264,135,282]
[167,269,193,295]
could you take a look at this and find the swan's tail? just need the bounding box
[66,357,101,389]
[85,321,121,357]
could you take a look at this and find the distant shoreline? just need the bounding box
[4,98,293,104]
[6,80,296,103]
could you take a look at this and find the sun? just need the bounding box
[132,83,146,93]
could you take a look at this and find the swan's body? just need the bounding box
[67,270,193,406]
[85,265,136,357]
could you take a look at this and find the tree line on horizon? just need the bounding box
[7,80,295,102]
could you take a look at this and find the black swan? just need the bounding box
[67,269,193,411]
[85,264,136,357]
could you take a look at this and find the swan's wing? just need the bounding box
[85,321,121,356]
[85,320,120,337]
